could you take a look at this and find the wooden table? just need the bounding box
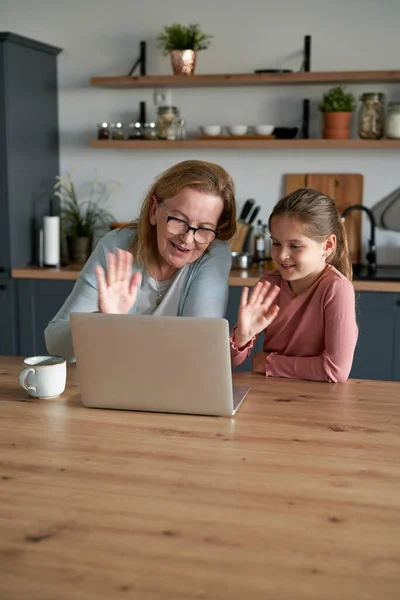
[1,356,400,600]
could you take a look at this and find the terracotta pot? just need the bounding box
[67,236,92,264]
[323,127,350,140]
[322,112,352,139]
[170,50,197,75]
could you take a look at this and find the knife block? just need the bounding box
[229,221,250,253]
[242,226,253,254]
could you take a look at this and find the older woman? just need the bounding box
[45,159,237,360]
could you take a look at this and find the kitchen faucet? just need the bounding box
[341,204,377,271]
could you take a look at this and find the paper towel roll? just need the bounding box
[43,216,60,267]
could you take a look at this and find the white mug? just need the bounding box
[18,356,67,399]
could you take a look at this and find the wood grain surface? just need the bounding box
[1,356,400,599]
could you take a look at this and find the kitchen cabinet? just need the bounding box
[16,279,74,357]
[351,291,400,381]
[0,33,62,356]
[89,70,400,150]
[0,279,18,355]
[0,32,62,277]
[225,286,400,381]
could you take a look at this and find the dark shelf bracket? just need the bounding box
[127,41,147,77]
[303,35,311,72]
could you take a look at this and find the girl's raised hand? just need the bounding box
[95,249,142,314]
[233,280,280,349]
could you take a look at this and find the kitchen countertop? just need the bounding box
[1,355,400,599]
[11,265,400,292]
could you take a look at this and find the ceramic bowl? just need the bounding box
[253,124,274,135]
[199,125,222,136]
[226,125,248,136]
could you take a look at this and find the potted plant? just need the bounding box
[54,169,120,263]
[319,86,356,139]
[157,23,213,76]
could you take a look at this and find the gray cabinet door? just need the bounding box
[0,33,61,276]
[350,292,398,381]
[0,278,18,355]
[17,279,74,356]
[225,286,264,372]
[393,295,400,382]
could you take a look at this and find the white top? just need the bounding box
[137,266,189,315]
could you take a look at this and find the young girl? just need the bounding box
[230,188,358,383]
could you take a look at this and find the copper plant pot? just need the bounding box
[170,50,197,75]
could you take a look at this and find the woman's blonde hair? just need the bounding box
[125,160,236,270]
[269,188,352,280]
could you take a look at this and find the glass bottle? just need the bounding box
[143,122,158,140]
[97,122,110,140]
[127,121,143,139]
[176,118,186,140]
[111,122,124,140]
[385,102,400,139]
[358,93,385,140]
[156,106,180,140]
[253,219,265,264]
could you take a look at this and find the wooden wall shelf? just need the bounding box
[90,139,400,150]
[90,71,400,88]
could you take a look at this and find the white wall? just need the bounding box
[2,0,400,263]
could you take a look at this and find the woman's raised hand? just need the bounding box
[233,280,280,349]
[95,249,142,314]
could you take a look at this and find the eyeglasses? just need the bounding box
[166,216,218,244]
[156,201,218,244]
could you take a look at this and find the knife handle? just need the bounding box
[239,199,255,221]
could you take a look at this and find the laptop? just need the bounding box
[70,313,250,416]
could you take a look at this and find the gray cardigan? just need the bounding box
[45,228,232,360]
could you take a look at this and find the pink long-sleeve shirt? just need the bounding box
[230,266,358,383]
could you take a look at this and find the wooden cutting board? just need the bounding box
[284,174,364,264]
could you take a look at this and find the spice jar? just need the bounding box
[143,122,157,140]
[127,121,143,139]
[97,122,110,140]
[358,93,385,140]
[156,106,180,140]
[111,122,124,140]
[385,102,400,139]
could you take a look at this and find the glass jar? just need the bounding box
[111,122,124,140]
[143,122,157,140]
[127,121,143,139]
[97,122,110,140]
[176,118,186,140]
[385,102,400,139]
[358,93,385,140]
[156,106,180,140]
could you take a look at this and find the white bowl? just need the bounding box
[199,125,222,136]
[226,125,248,136]
[253,124,274,135]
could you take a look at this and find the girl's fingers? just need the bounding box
[106,251,117,287]
[239,286,249,308]
[248,280,266,305]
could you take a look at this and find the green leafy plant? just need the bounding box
[157,23,213,55]
[54,169,120,238]
[319,86,356,112]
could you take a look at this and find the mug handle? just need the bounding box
[19,368,36,395]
